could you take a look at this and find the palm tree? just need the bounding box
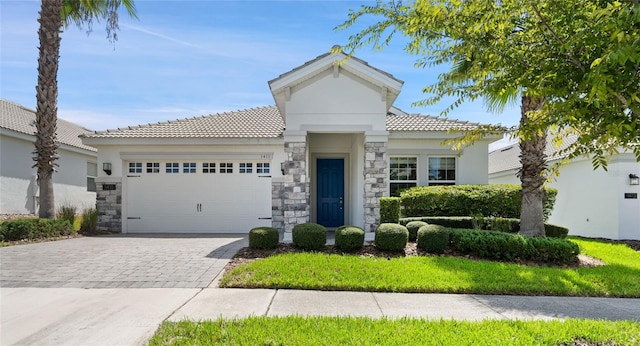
[34,0,137,218]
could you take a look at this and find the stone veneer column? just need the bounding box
[96,182,122,232]
[283,141,310,233]
[364,141,388,232]
[271,180,285,231]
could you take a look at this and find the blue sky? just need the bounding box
[1,0,518,146]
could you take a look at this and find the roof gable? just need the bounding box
[0,99,96,152]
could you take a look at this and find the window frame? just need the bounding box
[128,162,142,174]
[86,161,97,192]
[166,162,179,174]
[427,156,457,186]
[389,156,418,197]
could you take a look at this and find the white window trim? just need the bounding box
[427,156,457,185]
[389,156,418,196]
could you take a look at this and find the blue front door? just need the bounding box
[317,158,344,227]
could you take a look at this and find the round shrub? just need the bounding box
[374,223,408,251]
[292,223,327,250]
[249,227,280,249]
[405,221,428,242]
[417,224,450,254]
[335,225,365,251]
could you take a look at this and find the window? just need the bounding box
[220,162,233,173]
[146,162,160,173]
[239,162,253,173]
[203,162,215,173]
[428,157,456,185]
[129,162,142,173]
[166,162,179,173]
[389,157,417,196]
[87,162,97,192]
[183,162,196,173]
[257,162,270,174]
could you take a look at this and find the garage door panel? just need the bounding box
[125,161,272,233]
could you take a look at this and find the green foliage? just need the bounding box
[405,221,427,242]
[249,227,280,250]
[56,204,76,226]
[151,318,640,346]
[449,229,579,264]
[379,197,400,224]
[335,225,365,251]
[401,217,566,238]
[292,223,327,250]
[417,225,449,254]
[400,185,557,221]
[0,218,75,241]
[544,223,569,239]
[79,207,98,234]
[337,0,640,167]
[374,223,408,251]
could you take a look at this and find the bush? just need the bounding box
[417,225,450,254]
[448,229,579,264]
[380,197,400,224]
[374,223,408,251]
[249,227,280,249]
[400,184,557,221]
[56,204,76,226]
[405,221,428,242]
[335,225,365,251]
[0,218,75,241]
[292,223,327,250]
[79,207,98,234]
[400,216,566,238]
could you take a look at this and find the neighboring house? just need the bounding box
[0,99,97,215]
[489,136,640,240]
[81,49,497,235]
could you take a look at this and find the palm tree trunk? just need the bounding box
[34,0,63,219]
[518,94,547,237]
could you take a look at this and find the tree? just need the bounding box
[34,0,137,218]
[337,0,640,236]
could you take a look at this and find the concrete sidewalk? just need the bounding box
[169,288,640,322]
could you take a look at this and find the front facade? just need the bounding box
[489,139,640,240]
[82,50,493,235]
[0,99,97,215]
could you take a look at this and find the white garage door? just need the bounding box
[125,160,272,233]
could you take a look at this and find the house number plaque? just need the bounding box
[624,193,637,199]
[102,184,116,191]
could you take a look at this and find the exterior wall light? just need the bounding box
[280,162,285,175]
[630,174,639,186]
[103,162,112,176]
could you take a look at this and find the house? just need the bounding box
[0,99,97,215]
[80,49,496,235]
[489,136,640,240]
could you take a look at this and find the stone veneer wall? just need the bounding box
[271,181,284,231]
[96,182,122,232]
[364,141,388,232]
[283,142,310,232]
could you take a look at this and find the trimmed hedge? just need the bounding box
[405,221,428,242]
[0,218,75,242]
[400,216,569,238]
[292,223,327,250]
[374,223,408,251]
[249,227,280,249]
[448,229,579,264]
[335,225,365,251]
[417,225,449,254]
[400,184,557,221]
[380,197,400,224]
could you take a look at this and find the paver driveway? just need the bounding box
[0,234,247,288]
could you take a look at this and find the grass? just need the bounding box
[149,317,640,345]
[220,237,640,297]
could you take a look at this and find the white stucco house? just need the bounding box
[489,137,640,240]
[0,99,97,215]
[81,50,496,235]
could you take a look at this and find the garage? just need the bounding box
[124,160,272,233]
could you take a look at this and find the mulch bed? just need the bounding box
[224,241,611,273]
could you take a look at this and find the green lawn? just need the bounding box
[220,238,640,297]
[150,317,640,346]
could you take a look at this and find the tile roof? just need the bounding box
[386,111,480,132]
[0,99,96,152]
[488,134,578,174]
[83,106,285,139]
[82,105,480,139]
